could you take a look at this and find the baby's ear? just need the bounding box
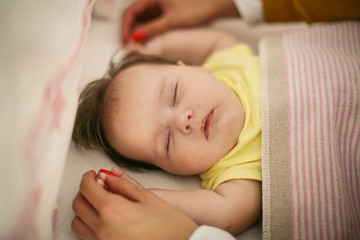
[176,60,186,66]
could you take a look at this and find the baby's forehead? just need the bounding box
[112,63,171,87]
[108,63,163,99]
[112,64,148,86]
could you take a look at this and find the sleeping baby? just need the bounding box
[72,28,262,234]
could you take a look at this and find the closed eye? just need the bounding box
[172,82,178,106]
[166,130,171,154]
[167,81,177,155]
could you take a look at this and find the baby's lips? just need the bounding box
[99,169,116,176]
[131,29,146,42]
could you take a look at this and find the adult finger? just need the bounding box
[72,192,99,230]
[121,3,140,43]
[71,216,99,240]
[79,171,129,214]
[121,0,160,44]
[134,15,172,40]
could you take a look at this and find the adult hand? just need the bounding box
[121,0,239,44]
[72,170,198,240]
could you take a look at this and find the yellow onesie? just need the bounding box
[200,44,262,190]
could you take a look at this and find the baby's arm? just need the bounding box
[150,179,262,235]
[127,28,237,65]
[99,168,261,234]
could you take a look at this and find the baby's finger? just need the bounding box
[105,176,147,202]
[111,167,143,186]
[96,178,105,188]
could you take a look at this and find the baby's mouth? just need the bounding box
[201,111,214,139]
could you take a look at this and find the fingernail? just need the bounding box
[97,178,104,186]
[131,29,146,42]
[99,169,116,176]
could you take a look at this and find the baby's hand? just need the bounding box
[111,167,143,187]
[96,167,143,190]
[126,36,163,56]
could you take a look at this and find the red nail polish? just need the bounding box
[99,169,116,176]
[131,30,146,42]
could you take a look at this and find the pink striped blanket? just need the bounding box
[260,21,360,240]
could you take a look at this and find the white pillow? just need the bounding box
[0,0,94,239]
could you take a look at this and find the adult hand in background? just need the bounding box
[121,0,239,44]
[72,170,198,240]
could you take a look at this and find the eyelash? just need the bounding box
[172,82,178,106]
[167,82,178,153]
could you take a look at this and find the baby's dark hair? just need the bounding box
[72,51,178,171]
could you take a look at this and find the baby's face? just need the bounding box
[104,63,244,175]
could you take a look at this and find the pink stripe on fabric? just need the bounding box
[319,26,339,239]
[321,27,335,239]
[349,22,360,234]
[284,34,301,240]
[333,24,353,238]
[337,23,359,239]
[303,33,313,240]
[283,21,360,240]
[341,23,353,212]
[8,185,42,240]
[297,33,307,240]
[306,38,315,240]
[306,27,330,239]
[24,0,94,162]
[284,36,296,239]
[345,23,360,226]
[311,28,328,239]
[348,22,360,237]
[323,24,348,238]
[343,26,356,238]
[320,23,352,239]
[326,25,346,236]
[350,22,360,209]
[289,33,300,240]
[338,22,358,238]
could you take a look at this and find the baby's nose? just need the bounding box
[173,109,193,134]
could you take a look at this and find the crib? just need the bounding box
[1,0,359,239]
